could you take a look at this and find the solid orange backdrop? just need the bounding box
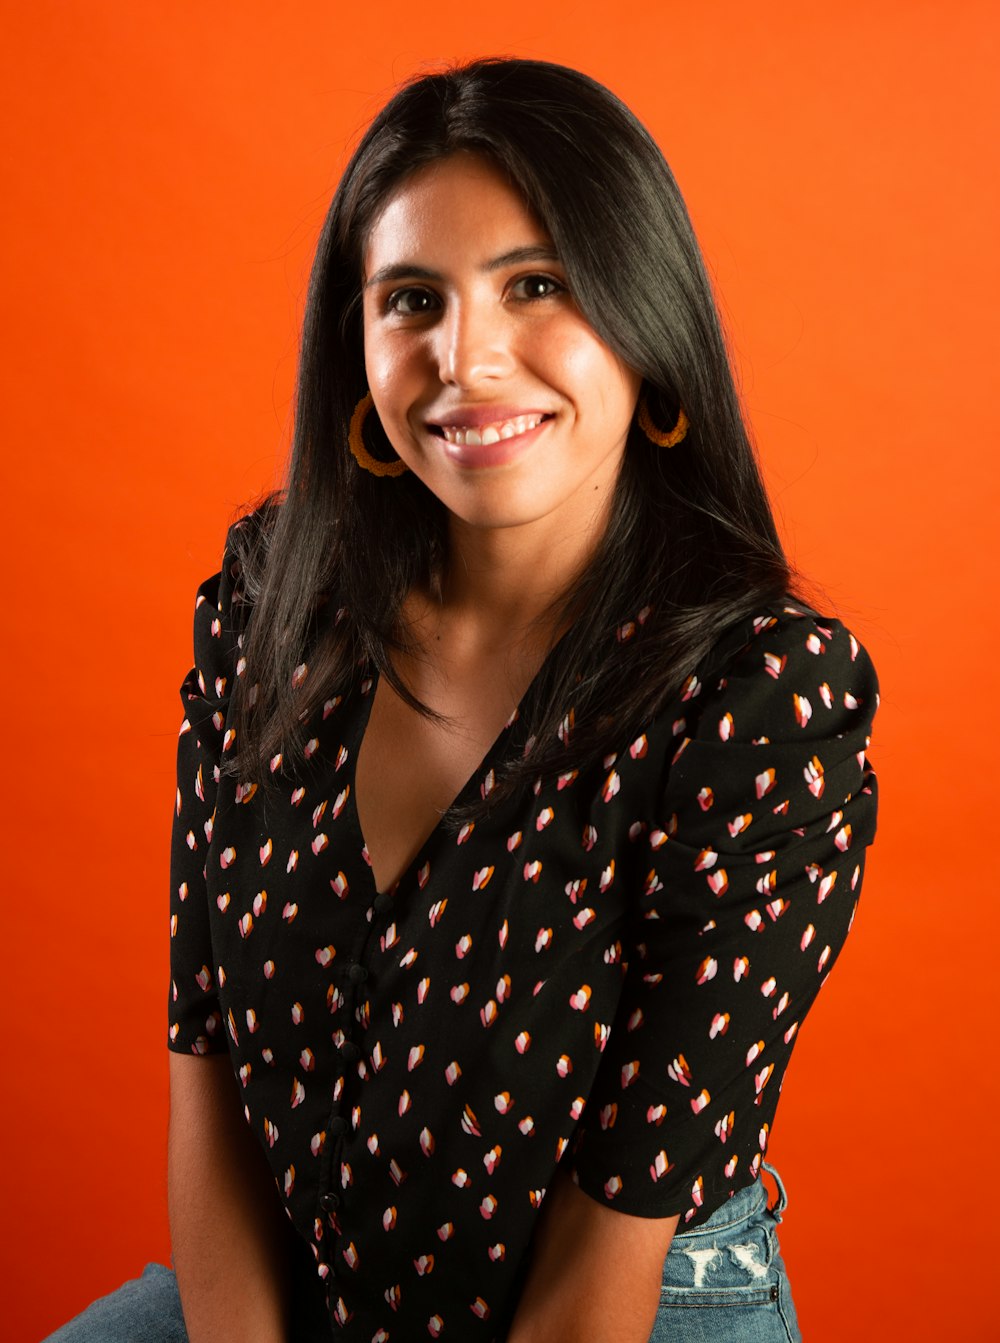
[2,3,998,1340]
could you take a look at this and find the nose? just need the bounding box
[435,297,514,389]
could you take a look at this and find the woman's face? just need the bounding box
[361,153,642,540]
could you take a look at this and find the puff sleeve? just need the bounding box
[570,609,878,1225]
[167,537,244,1056]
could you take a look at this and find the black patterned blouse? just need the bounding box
[168,531,878,1341]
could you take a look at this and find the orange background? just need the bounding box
[3,3,998,1339]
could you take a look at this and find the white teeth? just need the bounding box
[439,414,545,447]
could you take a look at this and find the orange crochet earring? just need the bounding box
[638,394,689,448]
[348,392,409,478]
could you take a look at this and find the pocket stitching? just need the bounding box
[658,1284,778,1309]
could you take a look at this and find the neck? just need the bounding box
[410,500,610,662]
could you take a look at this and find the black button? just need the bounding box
[373,893,393,914]
[347,963,368,985]
[330,1116,349,1138]
[340,1040,361,1063]
[320,1191,340,1213]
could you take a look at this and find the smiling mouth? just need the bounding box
[432,413,552,447]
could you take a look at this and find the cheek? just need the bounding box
[611,364,643,426]
[363,339,412,421]
[586,361,641,438]
[550,328,640,426]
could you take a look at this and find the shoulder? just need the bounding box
[191,501,282,637]
[658,602,878,846]
[184,505,277,708]
[681,603,879,747]
[220,497,282,607]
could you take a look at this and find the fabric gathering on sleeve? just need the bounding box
[167,539,244,1058]
[570,607,879,1226]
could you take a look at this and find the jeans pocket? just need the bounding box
[649,1281,793,1343]
[651,1209,799,1343]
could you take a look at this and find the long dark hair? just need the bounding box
[231,57,795,809]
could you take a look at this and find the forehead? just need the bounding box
[363,153,550,275]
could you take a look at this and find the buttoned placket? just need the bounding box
[316,879,396,1324]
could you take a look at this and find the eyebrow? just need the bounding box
[363,244,561,289]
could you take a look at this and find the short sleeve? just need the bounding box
[167,535,245,1056]
[570,609,878,1224]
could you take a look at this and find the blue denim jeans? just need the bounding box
[43,1263,188,1343]
[44,1168,800,1342]
[651,1164,801,1342]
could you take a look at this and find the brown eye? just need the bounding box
[510,274,564,301]
[387,287,439,316]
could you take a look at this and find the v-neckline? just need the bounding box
[348,648,553,898]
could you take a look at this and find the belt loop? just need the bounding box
[762,1161,789,1220]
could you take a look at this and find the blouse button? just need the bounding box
[347,963,368,985]
[320,1192,340,1213]
[340,1040,361,1063]
[373,893,393,915]
[330,1116,349,1138]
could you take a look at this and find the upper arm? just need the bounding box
[507,1167,678,1343]
[169,543,244,1057]
[570,610,878,1226]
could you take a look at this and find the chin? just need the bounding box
[447,499,548,531]
[424,475,553,530]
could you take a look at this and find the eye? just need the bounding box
[386,286,440,316]
[509,273,565,301]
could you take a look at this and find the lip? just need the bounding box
[437,415,552,469]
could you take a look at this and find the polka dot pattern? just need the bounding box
[168,533,878,1339]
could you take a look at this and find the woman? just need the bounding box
[51,57,877,1343]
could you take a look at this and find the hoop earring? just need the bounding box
[638,396,689,448]
[348,392,408,478]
